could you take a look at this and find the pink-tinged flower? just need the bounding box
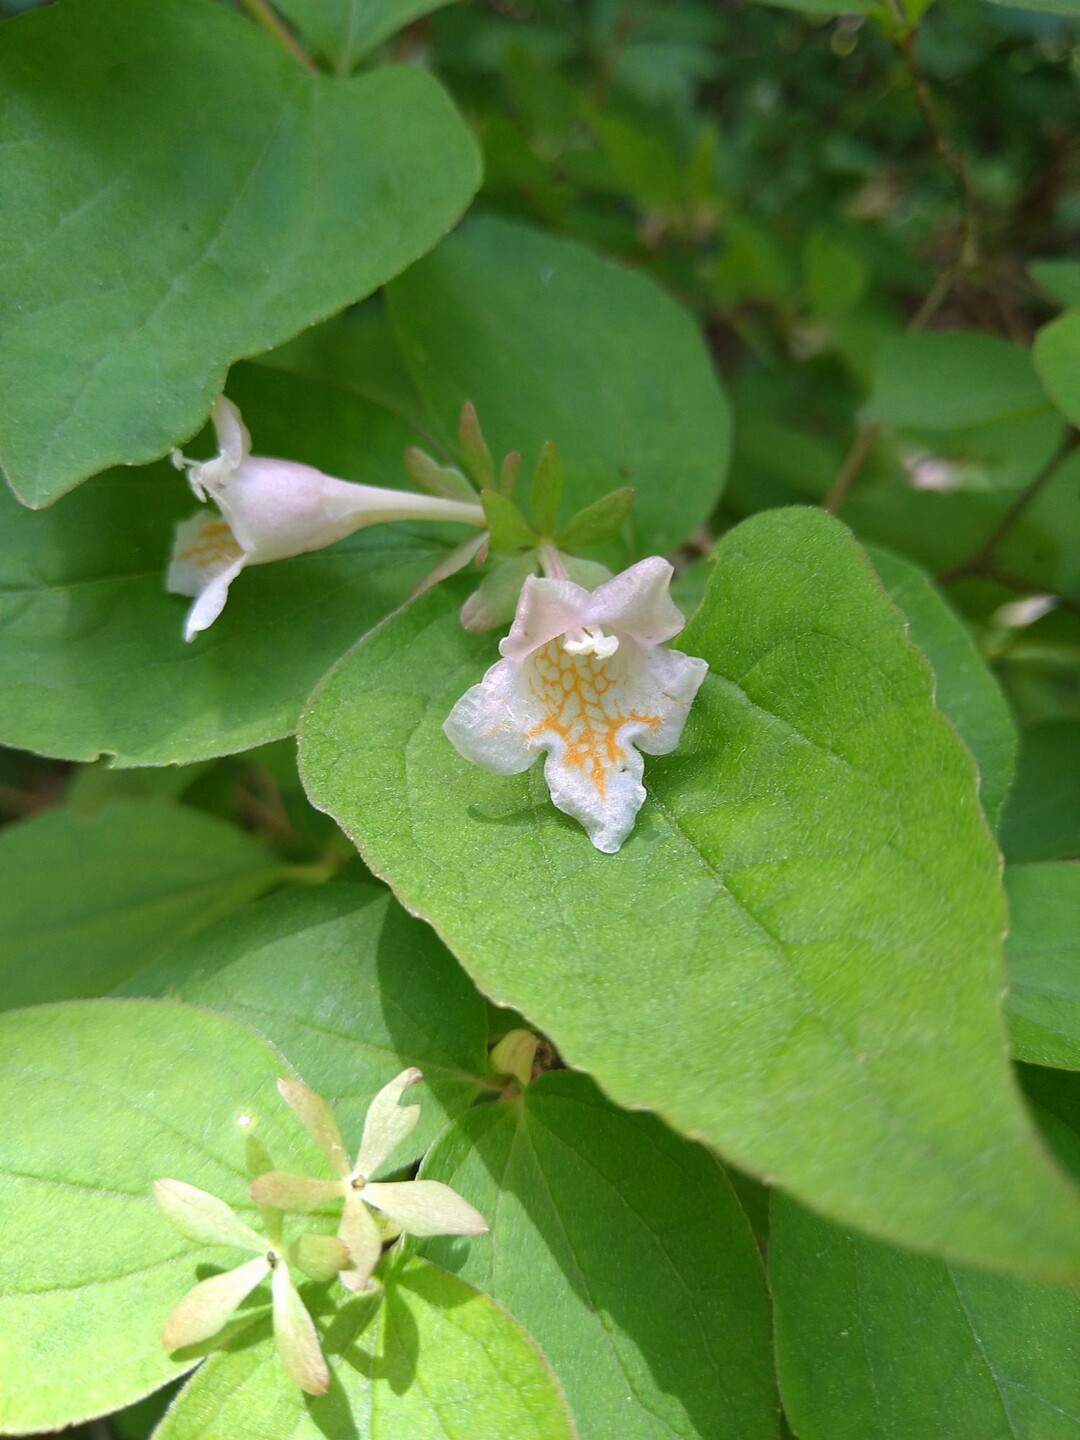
[250,1070,487,1294]
[443,556,708,854]
[167,398,485,641]
[153,1176,348,1395]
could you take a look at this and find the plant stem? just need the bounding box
[240,0,319,74]
[937,430,1080,584]
[824,30,978,515]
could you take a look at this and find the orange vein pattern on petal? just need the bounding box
[177,518,242,571]
[523,639,661,797]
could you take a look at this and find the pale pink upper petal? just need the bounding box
[362,1180,488,1238]
[498,575,591,663]
[211,396,251,469]
[585,556,685,647]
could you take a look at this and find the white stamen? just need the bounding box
[563,626,619,658]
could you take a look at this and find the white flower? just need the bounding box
[443,555,709,854]
[167,397,485,641]
[154,1176,349,1395]
[250,1070,487,1294]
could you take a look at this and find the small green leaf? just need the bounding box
[866,546,1017,828]
[119,882,493,1162]
[298,509,1080,1277]
[482,490,539,553]
[0,798,283,1009]
[0,999,328,1434]
[154,1258,578,1440]
[1029,261,1080,311]
[419,1072,778,1440]
[0,0,480,506]
[275,0,460,74]
[1034,310,1080,426]
[1005,862,1080,1069]
[863,332,1051,430]
[531,442,565,536]
[388,217,731,556]
[771,1191,1080,1440]
[1000,720,1080,864]
[554,486,636,549]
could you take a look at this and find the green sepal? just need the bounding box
[459,401,495,491]
[500,451,522,497]
[403,447,477,503]
[555,486,636,549]
[530,442,564,535]
[460,553,540,631]
[482,491,539,554]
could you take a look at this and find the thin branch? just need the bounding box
[937,429,1080,584]
[825,29,978,516]
[896,29,977,268]
[240,0,319,74]
[823,423,882,514]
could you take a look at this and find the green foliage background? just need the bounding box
[1,0,1079,1437]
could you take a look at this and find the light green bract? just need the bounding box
[0,1000,329,1433]
[299,507,1080,1277]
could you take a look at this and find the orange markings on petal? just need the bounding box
[524,639,659,798]
[177,520,242,570]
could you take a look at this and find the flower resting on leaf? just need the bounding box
[167,397,486,641]
[154,1163,350,1395]
[250,1069,488,1294]
[443,554,709,854]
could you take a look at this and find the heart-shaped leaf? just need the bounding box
[0,0,480,506]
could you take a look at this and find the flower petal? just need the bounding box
[181,552,247,642]
[271,1262,329,1395]
[161,1254,270,1350]
[498,574,591,663]
[276,1078,351,1179]
[623,645,709,756]
[362,1180,488,1238]
[211,396,251,469]
[291,1233,351,1282]
[443,657,541,776]
[517,636,709,853]
[337,1188,384,1293]
[153,1179,264,1253]
[541,736,646,855]
[354,1067,423,1178]
[585,555,686,647]
[166,511,244,598]
[249,1171,343,1212]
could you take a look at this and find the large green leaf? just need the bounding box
[771,1191,1080,1440]
[0,999,327,1433]
[276,0,460,74]
[863,332,1052,430]
[0,458,446,766]
[387,217,731,556]
[1034,310,1080,426]
[867,546,1016,828]
[418,1071,778,1440]
[0,0,480,507]
[298,507,1080,1278]
[1000,720,1080,864]
[121,881,495,1159]
[1006,863,1080,1070]
[154,1256,577,1440]
[0,798,283,1009]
